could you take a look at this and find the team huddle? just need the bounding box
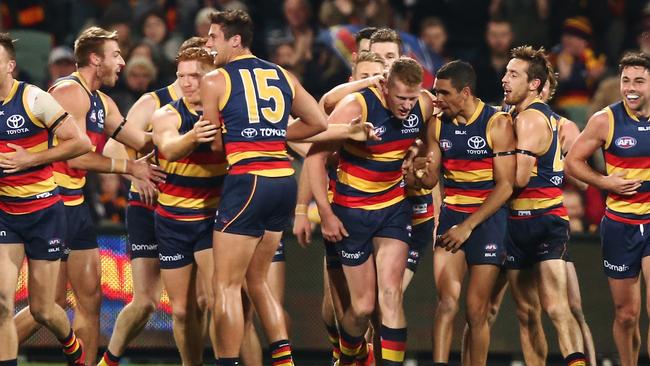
[0,7,650,366]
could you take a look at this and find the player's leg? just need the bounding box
[464,264,502,366]
[608,276,641,366]
[240,292,263,366]
[321,261,341,364]
[432,247,466,364]
[0,244,25,363]
[565,261,596,365]
[100,257,161,364]
[195,247,217,360]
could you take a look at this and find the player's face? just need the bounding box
[433,78,464,118]
[352,61,383,81]
[385,78,420,120]
[502,58,531,105]
[206,24,230,67]
[370,42,400,71]
[177,60,206,104]
[0,47,16,89]
[98,40,125,87]
[620,65,650,111]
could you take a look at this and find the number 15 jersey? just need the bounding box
[217,55,295,177]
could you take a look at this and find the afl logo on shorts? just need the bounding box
[615,136,637,149]
[6,114,25,129]
[241,128,258,138]
[402,114,419,128]
[440,139,452,151]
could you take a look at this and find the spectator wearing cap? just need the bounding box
[46,46,76,88]
[550,16,606,127]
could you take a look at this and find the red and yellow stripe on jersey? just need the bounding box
[0,81,62,214]
[438,101,503,213]
[218,55,295,177]
[509,101,568,220]
[333,87,425,210]
[155,98,227,221]
[50,72,107,206]
[602,101,650,224]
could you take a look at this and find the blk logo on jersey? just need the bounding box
[615,136,637,149]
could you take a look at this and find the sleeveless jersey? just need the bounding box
[128,83,180,208]
[155,98,227,221]
[334,87,426,210]
[0,80,61,214]
[438,100,503,213]
[218,55,294,177]
[509,100,568,220]
[51,72,108,206]
[602,101,650,224]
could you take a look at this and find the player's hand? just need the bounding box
[366,74,385,89]
[347,115,380,142]
[439,222,472,253]
[192,115,218,143]
[133,177,159,207]
[603,170,641,196]
[293,213,313,247]
[401,139,424,174]
[0,143,36,173]
[321,211,349,242]
[130,156,166,184]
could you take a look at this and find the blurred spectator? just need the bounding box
[418,17,448,73]
[194,7,217,38]
[473,18,514,105]
[94,173,128,225]
[214,0,248,12]
[129,40,174,87]
[588,76,619,121]
[489,0,549,47]
[271,41,303,77]
[110,57,158,115]
[139,8,183,66]
[550,16,606,126]
[100,3,133,59]
[564,189,586,233]
[319,0,394,28]
[46,46,76,88]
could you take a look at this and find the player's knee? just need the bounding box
[351,298,375,320]
[171,305,189,324]
[614,305,640,328]
[0,294,12,324]
[543,301,572,323]
[465,302,490,326]
[515,303,539,325]
[133,297,158,316]
[436,295,460,317]
[29,303,55,326]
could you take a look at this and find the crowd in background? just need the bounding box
[2,0,649,233]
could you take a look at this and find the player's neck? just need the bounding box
[625,100,650,120]
[0,76,15,101]
[457,97,480,123]
[515,92,541,113]
[77,67,101,92]
[227,48,252,62]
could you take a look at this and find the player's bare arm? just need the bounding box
[558,118,588,190]
[565,110,641,195]
[286,72,328,141]
[152,106,218,162]
[319,75,384,114]
[200,69,225,153]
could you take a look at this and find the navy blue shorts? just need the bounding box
[332,200,411,267]
[155,214,213,269]
[324,238,342,269]
[505,215,569,270]
[0,201,66,260]
[436,205,507,266]
[272,241,286,262]
[407,219,435,272]
[214,174,297,237]
[63,202,98,259]
[600,215,650,279]
[126,205,157,259]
